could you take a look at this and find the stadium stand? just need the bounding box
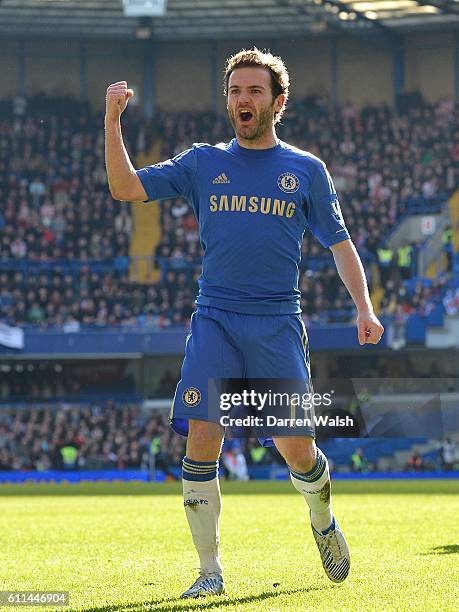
[0,93,457,330]
[0,403,185,472]
[0,404,456,475]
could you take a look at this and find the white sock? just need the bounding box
[182,457,223,576]
[289,447,333,533]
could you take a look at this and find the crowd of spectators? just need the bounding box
[0,92,457,329]
[0,402,457,474]
[0,403,286,473]
[443,283,459,315]
[379,276,446,322]
[0,268,196,329]
[0,94,144,327]
[0,402,185,472]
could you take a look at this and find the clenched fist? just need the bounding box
[357,310,384,345]
[105,81,134,122]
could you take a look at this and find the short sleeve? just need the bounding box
[306,162,350,248]
[136,147,197,202]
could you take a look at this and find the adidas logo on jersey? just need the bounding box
[212,173,230,184]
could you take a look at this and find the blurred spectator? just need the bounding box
[442,225,453,272]
[405,449,425,472]
[60,443,78,470]
[350,447,369,473]
[441,438,458,471]
[221,439,249,481]
[63,315,81,333]
[248,441,270,465]
[150,431,179,480]
[397,244,413,281]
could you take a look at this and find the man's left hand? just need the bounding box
[357,311,384,345]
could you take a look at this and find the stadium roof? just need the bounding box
[0,0,457,43]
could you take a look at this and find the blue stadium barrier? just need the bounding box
[247,467,458,480]
[405,313,427,344]
[404,194,448,214]
[0,469,456,484]
[426,303,445,327]
[320,437,428,465]
[333,472,458,479]
[0,329,187,356]
[0,324,390,356]
[0,470,150,483]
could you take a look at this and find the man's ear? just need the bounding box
[274,93,286,114]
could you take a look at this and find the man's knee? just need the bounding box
[274,437,316,473]
[288,446,316,473]
[186,419,224,462]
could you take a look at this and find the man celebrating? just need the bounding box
[105,48,384,599]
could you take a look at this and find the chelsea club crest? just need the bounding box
[278,172,300,194]
[182,387,201,407]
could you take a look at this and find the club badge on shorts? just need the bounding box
[278,172,300,194]
[182,387,201,407]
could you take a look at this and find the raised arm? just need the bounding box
[105,81,148,202]
[330,239,384,345]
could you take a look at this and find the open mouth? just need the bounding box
[238,109,254,123]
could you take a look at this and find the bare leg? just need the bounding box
[186,419,224,461]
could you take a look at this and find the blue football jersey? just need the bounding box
[136,138,350,314]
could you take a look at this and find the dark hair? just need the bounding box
[223,47,289,122]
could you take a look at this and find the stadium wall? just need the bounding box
[0,41,19,98]
[405,32,455,101]
[0,32,454,110]
[1,343,458,402]
[86,41,144,110]
[25,40,81,99]
[155,40,213,111]
[0,39,144,107]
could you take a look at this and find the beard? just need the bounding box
[228,102,275,141]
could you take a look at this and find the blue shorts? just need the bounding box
[170,305,314,447]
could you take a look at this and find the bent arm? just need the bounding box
[330,239,384,344]
[105,118,147,202]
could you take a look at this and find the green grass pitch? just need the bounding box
[0,479,458,611]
